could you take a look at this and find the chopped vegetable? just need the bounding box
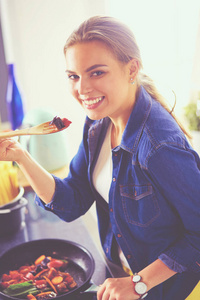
[69,280,77,289]
[34,269,48,279]
[35,255,46,266]
[49,116,65,130]
[0,255,77,299]
[2,281,38,298]
[51,276,63,285]
[43,276,57,294]
[36,291,57,297]
[47,259,64,269]
[49,116,71,130]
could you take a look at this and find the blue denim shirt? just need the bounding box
[36,87,200,299]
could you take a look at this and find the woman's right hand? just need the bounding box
[0,138,55,203]
[0,138,24,163]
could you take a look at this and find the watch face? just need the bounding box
[132,274,141,283]
[135,282,148,294]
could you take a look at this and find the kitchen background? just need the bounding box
[0,0,200,250]
[0,0,200,160]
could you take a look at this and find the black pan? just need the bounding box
[0,239,95,300]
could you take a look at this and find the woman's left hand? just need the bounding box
[97,276,140,300]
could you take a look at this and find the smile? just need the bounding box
[83,96,104,106]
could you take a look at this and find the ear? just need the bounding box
[128,59,139,82]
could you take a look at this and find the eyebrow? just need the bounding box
[66,64,108,74]
[85,64,108,72]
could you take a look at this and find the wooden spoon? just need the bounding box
[0,118,71,139]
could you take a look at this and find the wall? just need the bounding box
[0,16,8,124]
[0,0,106,250]
[0,0,106,160]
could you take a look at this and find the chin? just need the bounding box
[87,115,102,121]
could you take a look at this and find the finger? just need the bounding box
[97,284,106,300]
[0,138,15,146]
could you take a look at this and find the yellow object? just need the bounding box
[186,281,200,300]
[0,161,19,206]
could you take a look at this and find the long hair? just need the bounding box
[64,16,190,138]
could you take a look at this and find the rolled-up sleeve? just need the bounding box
[148,144,200,273]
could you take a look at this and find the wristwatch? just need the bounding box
[132,273,148,299]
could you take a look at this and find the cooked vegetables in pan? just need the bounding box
[0,255,77,299]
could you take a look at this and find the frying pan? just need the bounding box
[0,239,95,300]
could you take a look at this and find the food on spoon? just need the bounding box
[0,255,77,299]
[49,116,71,130]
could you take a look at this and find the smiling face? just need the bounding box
[65,40,137,122]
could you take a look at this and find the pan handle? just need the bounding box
[82,284,100,293]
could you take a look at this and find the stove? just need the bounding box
[71,293,97,300]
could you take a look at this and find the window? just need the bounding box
[106,0,200,116]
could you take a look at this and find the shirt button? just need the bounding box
[106,248,109,253]
[117,234,122,238]
[110,208,113,212]
[113,177,116,182]
[127,254,131,259]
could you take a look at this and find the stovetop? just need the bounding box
[71,293,97,300]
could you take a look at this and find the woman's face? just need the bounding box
[65,40,135,121]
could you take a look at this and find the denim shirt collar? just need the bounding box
[120,86,152,154]
[86,86,152,159]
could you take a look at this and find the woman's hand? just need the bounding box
[0,138,23,163]
[0,137,55,203]
[97,277,140,300]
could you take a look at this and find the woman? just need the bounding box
[0,16,200,300]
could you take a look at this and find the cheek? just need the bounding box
[68,85,82,105]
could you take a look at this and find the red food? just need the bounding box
[35,279,47,290]
[47,268,58,280]
[62,118,72,128]
[0,255,77,299]
[25,272,34,280]
[49,116,71,130]
[47,259,64,269]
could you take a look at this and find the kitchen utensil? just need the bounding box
[19,109,70,171]
[0,197,27,236]
[0,186,24,209]
[0,121,68,139]
[0,239,95,300]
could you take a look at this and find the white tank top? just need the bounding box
[92,124,131,270]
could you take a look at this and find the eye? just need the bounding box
[91,70,105,77]
[68,74,79,80]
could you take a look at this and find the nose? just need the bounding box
[77,77,93,96]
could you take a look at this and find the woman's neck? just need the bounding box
[110,84,138,148]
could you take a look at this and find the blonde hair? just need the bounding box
[64,16,190,138]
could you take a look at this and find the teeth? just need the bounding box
[84,97,103,105]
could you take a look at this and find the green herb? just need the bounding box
[3,281,39,297]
